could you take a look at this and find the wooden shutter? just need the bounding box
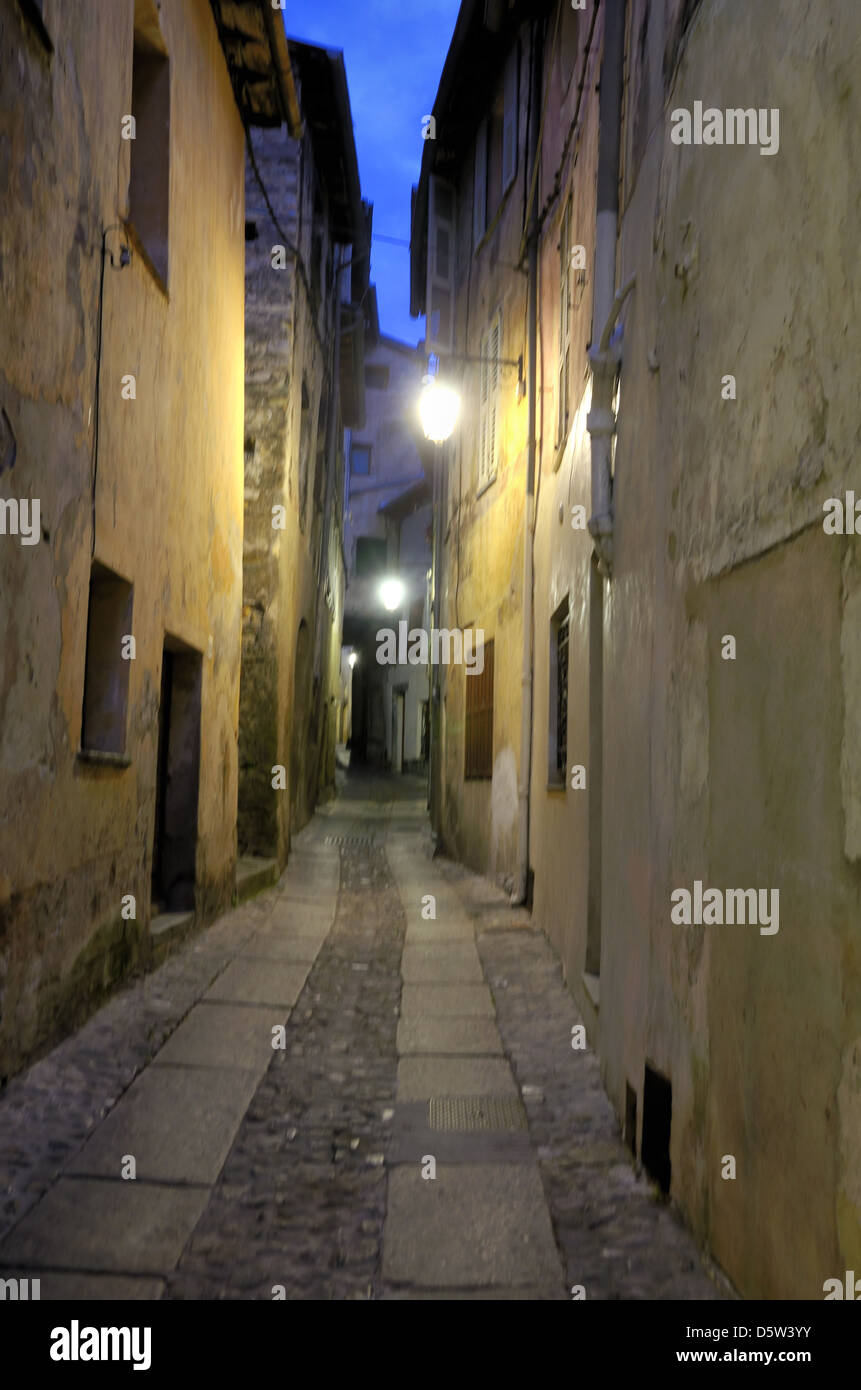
[465,638,494,779]
[426,176,456,356]
[473,118,487,249]
[502,46,518,192]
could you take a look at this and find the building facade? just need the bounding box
[237,38,366,868]
[414,0,861,1298]
[0,0,297,1080]
[343,323,432,773]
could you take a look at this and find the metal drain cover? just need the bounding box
[428,1095,528,1132]
[324,834,375,847]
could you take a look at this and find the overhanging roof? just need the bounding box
[287,39,366,254]
[378,474,432,521]
[209,0,301,132]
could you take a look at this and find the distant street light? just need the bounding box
[348,652,358,668]
[379,577,405,611]
[419,376,460,444]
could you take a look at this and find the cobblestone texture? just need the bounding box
[166,831,405,1300]
[0,773,733,1300]
[433,856,731,1301]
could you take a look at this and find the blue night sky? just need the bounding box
[286,0,461,346]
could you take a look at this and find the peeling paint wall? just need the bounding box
[529,0,861,1297]
[0,0,245,1080]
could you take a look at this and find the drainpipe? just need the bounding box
[587,0,632,577]
[513,18,542,907]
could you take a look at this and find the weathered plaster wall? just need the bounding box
[532,0,861,1298]
[530,0,861,1297]
[437,28,532,886]
[0,0,245,1080]
[530,1,603,1009]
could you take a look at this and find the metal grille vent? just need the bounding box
[428,1095,528,1132]
[324,834,375,847]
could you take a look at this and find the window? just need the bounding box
[548,598,570,785]
[364,365,389,390]
[473,119,488,248]
[426,176,456,355]
[80,563,134,756]
[501,45,519,192]
[351,443,371,475]
[465,637,494,779]
[559,4,579,95]
[355,537,387,577]
[478,312,501,490]
[474,47,517,253]
[298,379,312,531]
[129,3,170,288]
[558,199,572,443]
[16,0,52,51]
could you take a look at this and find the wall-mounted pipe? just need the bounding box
[513,17,543,907]
[587,0,628,578]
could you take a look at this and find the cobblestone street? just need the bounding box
[0,774,727,1300]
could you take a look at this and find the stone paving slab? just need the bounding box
[153,1002,280,1071]
[243,934,321,963]
[400,944,484,983]
[381,1285,565,1300]
[401,983,495,1018]
[203,959,309,1008]
[396,1055,518,1100]
[0,1178,211,1274]
[382,1165,564,1289]
[0,891,277,1243]
[67,1065,260,1185]
[34,1273,166,1300]
[404,921,480,943]
[396,1017,503,1055]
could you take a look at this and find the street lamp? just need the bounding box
[419,376,460,444]
[379,577,405,611]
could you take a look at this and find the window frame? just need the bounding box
[350,442,372,476]
[477,311,502,493]
[548,597,570,788]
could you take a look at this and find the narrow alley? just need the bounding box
[0,772,720,1302]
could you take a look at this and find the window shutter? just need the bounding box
[473,119,487,249]
[426,176,456,356]
[502,47,518,192]
[478,313,501,489]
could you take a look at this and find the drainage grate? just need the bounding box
[324,834,376,847]
[428,1095,528,1132]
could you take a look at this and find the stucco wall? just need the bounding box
[530,0,861,1297]
[0,0,245,1079]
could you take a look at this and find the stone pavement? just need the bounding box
[0,772,729,1300]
